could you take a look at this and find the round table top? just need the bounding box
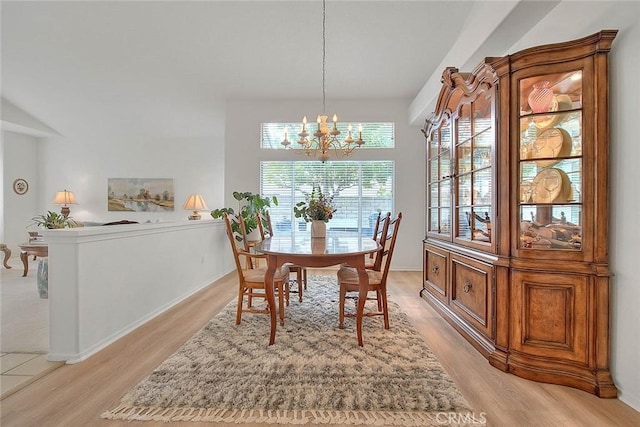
[254,234,379,256]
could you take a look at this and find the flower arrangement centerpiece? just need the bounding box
[294,185,336,238]
[294,185,336,223]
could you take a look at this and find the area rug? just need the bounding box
[102,275,476,426]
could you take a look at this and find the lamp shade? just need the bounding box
[183,194,209,220]
[53,189,77,217]
[53,190,77,206]
[183,194,209,211]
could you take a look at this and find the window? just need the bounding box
[260,161,394,237]
[261,122,395,149]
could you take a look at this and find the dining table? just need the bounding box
[254,233,380,347]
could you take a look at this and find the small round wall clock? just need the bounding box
[13,178,29,195]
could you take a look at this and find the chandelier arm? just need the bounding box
[329,141,351,158]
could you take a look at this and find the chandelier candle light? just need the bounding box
[281,0,364,162]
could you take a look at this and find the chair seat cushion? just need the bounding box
[286,263,305,272]
[243,265,290,284]
[343,260,377,270]
[337,266,382,287]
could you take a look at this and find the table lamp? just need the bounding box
[53,190,77,217]
[183,194,209,220]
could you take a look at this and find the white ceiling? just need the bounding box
[1,1,553,140]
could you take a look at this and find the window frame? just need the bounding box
[260,160,395,238]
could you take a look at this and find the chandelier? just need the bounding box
[280,0,365,162]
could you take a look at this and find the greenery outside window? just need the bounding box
[260,161,394,237]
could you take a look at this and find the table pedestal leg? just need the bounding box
[20,251,29,277]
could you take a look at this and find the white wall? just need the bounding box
[33,133,224,226]
[225,98,425,271]
[502,0,640,412]
[1,133,3,243]
[2,130,227,255]
[45,219,230,363]
[2,131,40,249]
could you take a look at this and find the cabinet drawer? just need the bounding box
[450,254,494,338]
[423,244,448,304]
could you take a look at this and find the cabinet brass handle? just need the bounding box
[463,281,472,293]
[431,265,439,275]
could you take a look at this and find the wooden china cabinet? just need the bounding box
[421,30,617,397]
[422,60,499,356]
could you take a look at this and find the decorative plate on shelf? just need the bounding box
[555,94,574,111]
[529,127,572,167]
[531,168,572,203]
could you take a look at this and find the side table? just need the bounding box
[18,243,48,277]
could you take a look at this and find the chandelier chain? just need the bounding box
[322,0,326,114]
[280,0,364,161]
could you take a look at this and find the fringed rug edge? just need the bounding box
[101,404,484,426]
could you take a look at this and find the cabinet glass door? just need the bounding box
[427,122,452,236]
[455,95,494,244]
[518,71,583,250]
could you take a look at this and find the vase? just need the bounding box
[37,258,48,299]
[311,237,326,254]
[528,81,555,113]
[310,220,326,238]
[246,228,261,243]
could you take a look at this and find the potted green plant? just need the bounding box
[211,191,277,240]
[30,211,77,229]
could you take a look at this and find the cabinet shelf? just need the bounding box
[520,202,581,207]
[519,155,582,163]
[519,107,582,119]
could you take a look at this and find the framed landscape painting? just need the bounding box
[107,178,175,212]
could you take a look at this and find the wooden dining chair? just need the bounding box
[257,211,307,302]
[337,212,402,330]
[341,211,389,272]
[365,211,391,271]
[223,212,290,326]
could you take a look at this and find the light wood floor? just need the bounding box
[1,270,638,427]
